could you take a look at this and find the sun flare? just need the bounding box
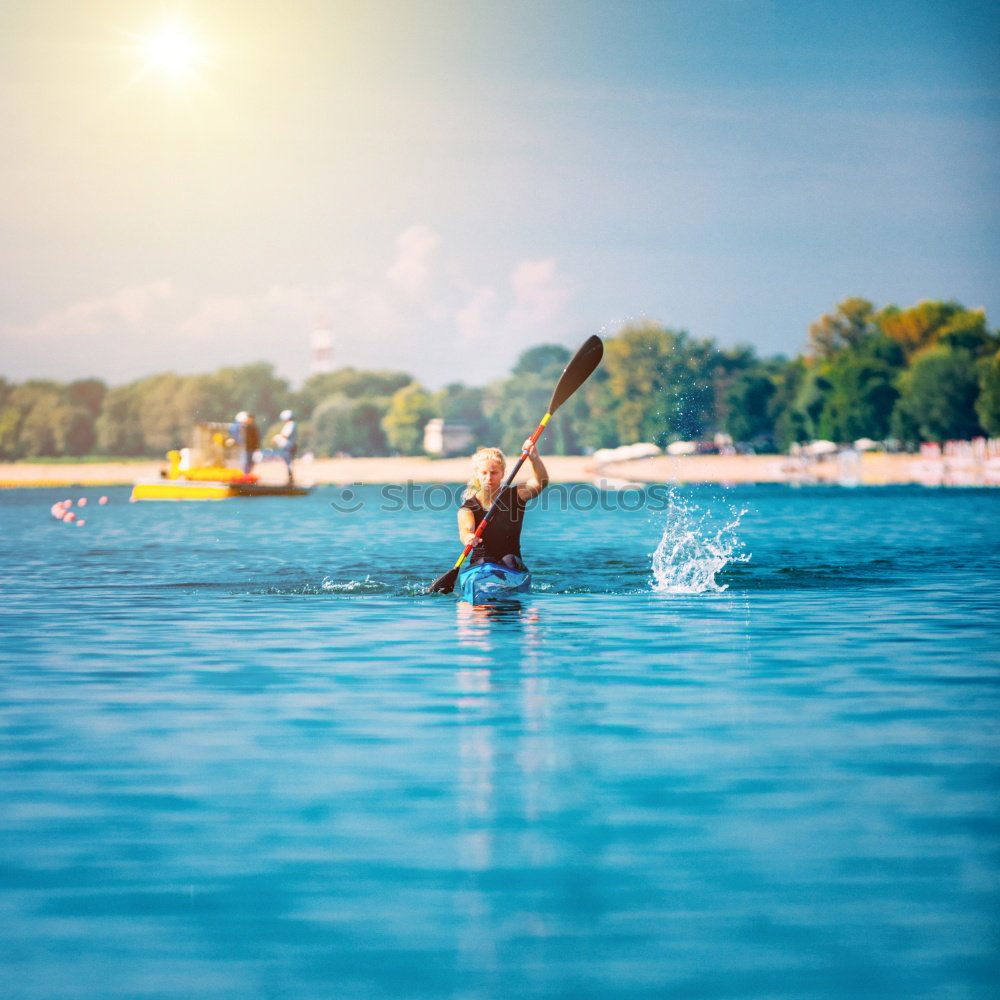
[136,19,206,83]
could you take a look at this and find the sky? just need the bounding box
[1,0,998,389]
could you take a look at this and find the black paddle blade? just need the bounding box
[429,566,459,594]
[548,335,604,414]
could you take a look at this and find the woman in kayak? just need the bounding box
[458,442,549,570]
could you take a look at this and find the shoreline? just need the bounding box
[1,452,997,488]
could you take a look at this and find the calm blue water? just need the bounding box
[1,484,998,999]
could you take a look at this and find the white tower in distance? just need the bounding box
[310,326,334,375]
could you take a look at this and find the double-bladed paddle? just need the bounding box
[429,334,604,594]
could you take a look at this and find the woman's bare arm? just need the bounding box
[457,506,479,546]
[517,441,549,501]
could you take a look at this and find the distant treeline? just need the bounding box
[2,298,998,461]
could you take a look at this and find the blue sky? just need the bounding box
[1,0,997,387]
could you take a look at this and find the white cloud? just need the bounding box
[446,260,578,383]
[177,295,255,339]
[455,260,575,346]
[355,290,400,334]
[2,228,580,387]
[13,280,176,342]
[455,287,498,342]
[109,280,174,325]
[509,258,573,329]
[385,224,442,297]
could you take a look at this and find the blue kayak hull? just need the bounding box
[457,561,531,604]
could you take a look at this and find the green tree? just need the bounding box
[135,373,190,453]
[382,384,435,454]
[785,366,829,442]
[19,402,57,457]
[511,344,571,378]
[787,318,906,444]
[298,368,411,416]
[209,362,292,426]
[854,333,906,369]
[311,395,390,456]
[173,374,227,427]
[433,383,496,446]
[892,347,982,443]
[579,368,619,450]
[481,341,597,455]
[815,354,899,442]
[808,298,876,359]
[7,383,61,457]
[601,323,716,444]
[513,344,592,452]
[771,358,811,450]
[65,378,107,417]
[483,374,554,456]
[89,363,293,458]
[709,344,758,435]
[976,350,1000,436]
[935,309,997,357]
[50,405,97,456]
[544,384,590,454]
[96,384,147,455]
[725,371,777,445]
[0,406,22,459]
[876,300,993,361]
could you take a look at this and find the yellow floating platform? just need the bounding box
[130,479,311,501]
[177,467,254,482]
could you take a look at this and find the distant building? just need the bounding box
[424,419,474,457]
[310,328,334,375]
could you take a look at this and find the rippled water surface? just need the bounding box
[2,484,999,999]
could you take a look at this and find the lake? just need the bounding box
[1,483,998,999]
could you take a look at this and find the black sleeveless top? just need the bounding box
[461,485,527,562]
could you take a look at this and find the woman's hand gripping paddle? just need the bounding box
[429,335,604,594]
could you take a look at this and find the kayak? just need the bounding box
[457,560,531,604]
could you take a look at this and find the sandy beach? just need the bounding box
[1,451,991,488]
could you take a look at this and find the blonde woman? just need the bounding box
[457,440,549,571]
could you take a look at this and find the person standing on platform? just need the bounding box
[273,409,298,485]
[242,414,261,475]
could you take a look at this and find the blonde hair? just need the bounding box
[464,447,506,500]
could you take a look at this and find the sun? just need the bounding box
[135,18,207,83]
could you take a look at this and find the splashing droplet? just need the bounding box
[651,489,749,594]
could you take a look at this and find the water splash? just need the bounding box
[320,576,430,597]
[650,490,749,594]
[321,575,390,593]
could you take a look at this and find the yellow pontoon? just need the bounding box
[130,422,311,501]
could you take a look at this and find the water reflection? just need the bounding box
[453,607,555,972]
[454,600,543,653]
[455,659,498,974]
[456,599,539,625]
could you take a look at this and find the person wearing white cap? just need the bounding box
[227,411,248,454]
[273,409,299,484]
